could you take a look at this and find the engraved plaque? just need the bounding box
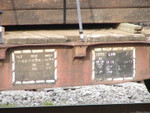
[12,49,57,84]
[92,47,135,81]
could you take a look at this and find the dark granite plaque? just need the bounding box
[12,49,57,84]
[92,47,135,81]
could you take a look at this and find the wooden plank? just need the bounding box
[0,0,63,10]
[2,8,150,25]
[1,0,150,10]
[66,8,150,23]
[2,10,63,25]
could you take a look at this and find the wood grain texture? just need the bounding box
[1,0,150,10]
[2,8,150,25]
[2,10,63,25]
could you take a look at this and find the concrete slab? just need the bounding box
[3,28,148,44]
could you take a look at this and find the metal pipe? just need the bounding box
[0,10,2,44]
[76,0,84,42]
[63,0,66,24]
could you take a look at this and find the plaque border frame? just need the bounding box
[92,47,136,81]
[11,49,57,85]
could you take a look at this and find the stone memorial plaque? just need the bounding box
[92,47,135,81]
[12,49,57,85]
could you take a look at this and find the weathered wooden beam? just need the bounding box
[2,8,150,25]
[117,23,143,33]
[2,10,63,25]
[1,0,150,10]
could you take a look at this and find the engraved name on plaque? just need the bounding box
[92,47,135,81]
[12,49,57,85]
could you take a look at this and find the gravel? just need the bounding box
[0,82,150,107]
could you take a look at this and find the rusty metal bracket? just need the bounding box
[0,42,150,90]
[0,48,7,60]
[73,46,88,58]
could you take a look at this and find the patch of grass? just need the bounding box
[0,104,17,107]
[43,101,53,106]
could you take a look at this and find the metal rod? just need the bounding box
[0,11,2,44]
[0,24,2,44]
[63,0,66,24]
[76,0,84,42]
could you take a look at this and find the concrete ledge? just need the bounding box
[86,34,146,42]
[3,29,148,44]
[47,36,68,43]
[3,30,68,44]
